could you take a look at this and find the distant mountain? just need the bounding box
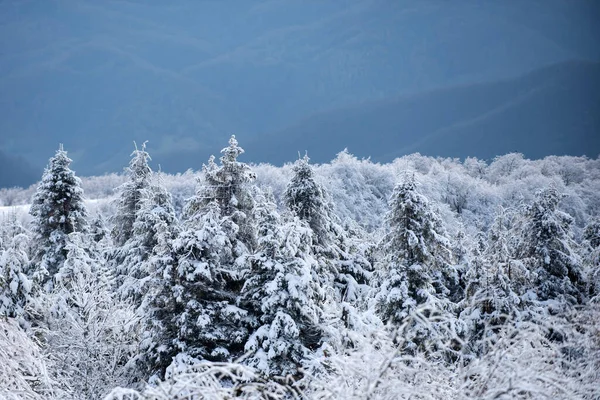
[0,0,598,177]
[244,61,600,164]
[0,150,39,189]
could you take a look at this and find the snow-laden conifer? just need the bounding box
[460,208,526,356]
[29,145,88,283]
[0,232,33,321]
[582,218,600,298]
[142,199,250,380]
[118,172,178,304]
[111,142,153,247]
[188,135,257,252]
[375,174,463,359]
[241,191,323,377]
[516,187,584,304]
[284,155,372,306]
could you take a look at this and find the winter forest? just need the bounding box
[1,136,599,400]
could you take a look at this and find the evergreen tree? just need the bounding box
[188,135,257,252]
[29,145,88,284]
[0,210,28,248]
[0,232,33,321]
[582,218,600,298]
[375,175,461,359]
[460,209,525,356]
[138,217,180,380]
[111,142,153,247]
[118,173,178,304]
[90,213,110,245]
[284,155,372,305]
[241,191,324,377]
[142,200,250,379]
[516,187,584,304]
[284,155,333,248]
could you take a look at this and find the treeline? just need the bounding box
[0,137,599,399]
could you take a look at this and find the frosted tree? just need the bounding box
[284,155,372,306]
[460,209,526,356]
[241,192,323,377]
[111,142,153,247]
[0,232,34,322]
[118,173,178,304]
[29,145,88,284]
[516,187,584,304]
[137,218,180,380]
[187,135,257,252]
[0,318,60,400]
[582,218,600,298]
[90,213,110,245]
[375,174,462,359]
[38,232,138,399]
[284,155,334,249]
[142,201,250,379]
[0,210,28,247]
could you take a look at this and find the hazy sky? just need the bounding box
[1,0,599,188]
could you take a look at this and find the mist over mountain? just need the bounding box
[1,0,599,187]
[246,60,600,164]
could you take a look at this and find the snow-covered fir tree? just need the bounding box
[118,172,178,304]
[111,142,153,247]
[241,191,324,377]
[516,187,585,304]
[460,208,525,356]
[0,232,34,322]
[375,174,462,359]
[284,155,372,307]
[582,218,600,299]
[90,213,110,245]
[142,200,250,379]
[29,145,88,285]
[187,135,257,252]
[284,155,334,249]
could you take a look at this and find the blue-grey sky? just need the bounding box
[1,0,599,188]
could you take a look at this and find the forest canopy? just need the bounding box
[0,139,599,399]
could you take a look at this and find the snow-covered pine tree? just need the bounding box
[111,142,153,247]
[139,137,260,378]
[189,135,257,252]
[241,190,324,377]
[0,210,28,248]
[0,232,34,322]
[460,209,525,356]
[142,200,250,379]
[375,174,462,359]
[284,155,372,305]
[29,145,88,285]
[582,218,600,299]
[90,213,110,245]
[118,172,178,304]
[516,187,584,304]
[284,155,333,250]
[137,217,180,381]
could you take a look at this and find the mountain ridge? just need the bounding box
[243,60,600,164]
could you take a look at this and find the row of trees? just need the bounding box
[1,137,599,399]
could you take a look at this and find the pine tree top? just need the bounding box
[220,135,244,165]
